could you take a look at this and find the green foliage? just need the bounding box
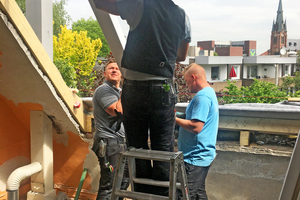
[221,79,288,104]
[53,59,76,88]
[281,71,300,96]
[53,0,71,37]
[15,0,71,36]
[174,63,195,102]
[214,52,218,56]
[72,18,110,57]
[53,25,102,97]
[16,0,25,13]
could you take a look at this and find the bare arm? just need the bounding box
[93,0,120,15]
[176,117,204,134]
[176,40,189,62]
[105,97,122,116]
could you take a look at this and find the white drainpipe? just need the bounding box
[6,162,42,200]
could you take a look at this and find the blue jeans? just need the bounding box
[121,79,176,196]
[178,162,210,200]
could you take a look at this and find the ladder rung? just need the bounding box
[133,178,182,188]
[123,149,182,162]
[115,190,169,200]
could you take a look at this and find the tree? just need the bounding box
[53,58,76,88]
[53,25,102,97]
[16,0,25,13]
[53,0,71,37]
[15,0,71,36]
[72,18,110,57]
[174,63,195,102]
[281,71,300,96]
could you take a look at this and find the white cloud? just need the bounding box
[65,0,300,55]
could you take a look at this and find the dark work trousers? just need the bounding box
[121,79,176,196]
[92,137,129,200]
[177,162,210,200]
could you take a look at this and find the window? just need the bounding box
[274,37,277,44]
[289,42,292,46]
[250,66,257,78]
[234,66,238,76]
[281,37,284,44]
[247,66,257,78]
[211,67,219,80]
[294,42,297,47]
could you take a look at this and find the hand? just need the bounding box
[108,109,124,132]
[176,112,186,119]
[114,109,124,132]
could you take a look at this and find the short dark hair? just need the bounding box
[104,58,117,71]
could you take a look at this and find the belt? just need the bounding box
[98,137,125,145]
[124,79,173,87]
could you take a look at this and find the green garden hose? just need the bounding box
[74,168,88,200]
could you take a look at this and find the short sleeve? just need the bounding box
[117,0,144,31]
[191,95,210,123]
[96,86,119,110]
[184,14,191,43]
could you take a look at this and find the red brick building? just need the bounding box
[269,0,287,55]
[197,40,256,56]
[215,46,243,56]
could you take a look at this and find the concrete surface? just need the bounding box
[206,141,292,200]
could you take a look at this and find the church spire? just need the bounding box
[269,0,287,55]
[272,0,287,32]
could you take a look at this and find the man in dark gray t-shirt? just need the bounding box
[92,60,128,200]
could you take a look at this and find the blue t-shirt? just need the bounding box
[177,87,219,167]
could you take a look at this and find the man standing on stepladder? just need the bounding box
[93,0,191,196]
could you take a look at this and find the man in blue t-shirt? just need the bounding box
[176,63,219,200]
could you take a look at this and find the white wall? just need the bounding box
[219,65,227,81]
[202,65,211,81]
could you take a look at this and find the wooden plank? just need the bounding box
[289,97,300,102]
[279,130,300,200]
[0,0,86,132]
[219,116,300,135]
[240,131,250,146]
[84,114,93,133]
[88,0,125,67]
[83,102,93,133]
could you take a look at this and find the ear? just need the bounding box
[191,74,196,82]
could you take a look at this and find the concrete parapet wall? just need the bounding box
[207,141,291,200]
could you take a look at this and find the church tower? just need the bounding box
[270,0,287,55]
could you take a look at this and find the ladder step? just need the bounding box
[133,178,182,189]
[115,190,169,200]
[123,149,182,162]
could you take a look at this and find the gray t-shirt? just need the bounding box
[117,0,191,80]
[93,80,125,139]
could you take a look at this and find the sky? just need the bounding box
[65,0,300,55]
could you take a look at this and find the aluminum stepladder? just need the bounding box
[111,148,190,200]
